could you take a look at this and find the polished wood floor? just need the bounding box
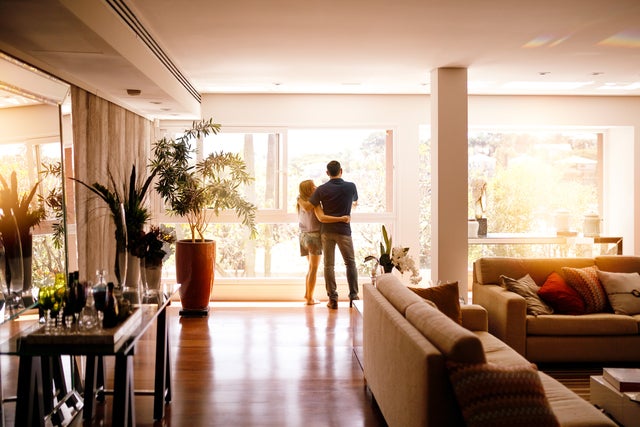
[1,301,387,427]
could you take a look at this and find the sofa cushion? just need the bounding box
[474,257,595,287]
[527,313,639,336]
[596,255,640,273]
[501,274,553,316]
[561,266,608,313]
[405,301,486,364]
[476,331,531,365]
[447,361,560,427]
[376,273,424,315]
[537,272,586,315]
[597,270,640,315]
[539,372,618,427]
[408,281,462,324]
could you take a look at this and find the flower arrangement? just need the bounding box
[365,225,422,284]
[141,225,176,267]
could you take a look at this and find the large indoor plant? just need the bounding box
[73,164,155,291]
[0,171,46,298]
[150,118,257,315]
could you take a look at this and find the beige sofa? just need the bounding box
[472,256,640,363]
[363,273,616,427]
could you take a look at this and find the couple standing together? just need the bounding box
[297,160,359,309]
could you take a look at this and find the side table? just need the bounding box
[590,375,640,427]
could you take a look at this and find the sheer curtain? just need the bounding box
[71,86,153,282]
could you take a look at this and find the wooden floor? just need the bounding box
[0,302,619,427]
[1,301,387,427]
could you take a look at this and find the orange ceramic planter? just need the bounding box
[175,239,216,311]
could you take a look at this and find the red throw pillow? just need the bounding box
[537,272,586,315]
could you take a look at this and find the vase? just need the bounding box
[176,239,215,316]
[382,264,393,274]
[476,218,487,237]
[143,263,163,301]
[468,219,479,238]
[121,252,141,304]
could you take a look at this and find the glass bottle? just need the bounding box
[102,282,119,328]
[78,280,98,332]
[93,270,107,312]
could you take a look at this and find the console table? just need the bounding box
[469,233,623,255]
[0,287,178,426]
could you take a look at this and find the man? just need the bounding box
[309,160,359,309]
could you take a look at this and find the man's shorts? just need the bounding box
[299,231,322,256]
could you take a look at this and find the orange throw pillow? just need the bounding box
[409,281,462,324]
[537,272,586,315]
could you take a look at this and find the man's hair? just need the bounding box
[326,160,341,177]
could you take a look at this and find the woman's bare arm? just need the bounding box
[314,205,350,223]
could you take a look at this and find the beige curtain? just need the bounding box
[70,86,153,282]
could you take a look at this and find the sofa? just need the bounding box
[363,273,616,427]
[472,256,640,363]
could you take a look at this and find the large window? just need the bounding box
[0,141,66,287]
[155,126,393,281]
[417,127,602,271]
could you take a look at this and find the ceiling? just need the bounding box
[1,0,639,119]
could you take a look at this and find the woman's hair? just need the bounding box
[297,179,315,212]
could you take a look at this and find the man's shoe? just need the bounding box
[327,300,338,309]
[349,296,359,308]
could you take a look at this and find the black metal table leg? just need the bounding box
[153,305,170,419]
[113,352,135,427]
[83,355,98,421]
[16,355,44,427]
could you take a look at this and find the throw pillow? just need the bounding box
[447,361,560,427]
[596,270,640,315]
[408,281,462,324]
[537,272,586,315]
[561,266,608,313]
[500,274,553,316]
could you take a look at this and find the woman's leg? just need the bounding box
[306,254,321,304]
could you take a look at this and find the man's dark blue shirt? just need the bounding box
[309,178,358,236]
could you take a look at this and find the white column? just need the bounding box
[430,68,469,301]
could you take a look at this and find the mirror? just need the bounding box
[0,52,72,319]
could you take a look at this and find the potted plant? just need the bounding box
[0,171,46,299]
[365,225,421,285]
[150,118,257,315]
[140,224,175,297]
[73,164,155,290]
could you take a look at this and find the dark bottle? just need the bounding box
[102,282,119,328]
[93,270,107,312]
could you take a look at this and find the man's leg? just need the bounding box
[336,234,359,301]
[321,233,338,304]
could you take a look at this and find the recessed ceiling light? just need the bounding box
[150,101,162,105]
[126,89,141,96]
[538,72,550,76]
[591,72,604,76]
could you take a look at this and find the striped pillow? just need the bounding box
[561,266,607,313]
[447,361,559,427]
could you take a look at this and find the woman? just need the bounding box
[297,180,350,305]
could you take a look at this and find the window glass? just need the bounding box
[468,130,599,237]
[287,129,389,213]
[203,132,281,209]
[418,128,601,271]
[157,127,393,280]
